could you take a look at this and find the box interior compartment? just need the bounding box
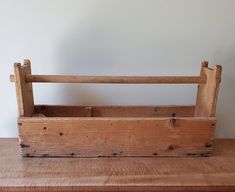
[34,105,195,117]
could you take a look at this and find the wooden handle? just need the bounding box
[10,74,206,84]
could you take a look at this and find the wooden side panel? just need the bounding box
[195,62,222,117]
[34,105,195,117]
[18,117,215,157]
[14,60,34,117]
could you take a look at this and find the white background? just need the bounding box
[0,0,235,137]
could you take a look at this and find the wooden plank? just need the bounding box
[0,138,235,192]
[35,105,93,117]
[195,62,222,117]
[18,117,215,157]
[10,74,207,84]
[13,60,34,117]
[34,105,195,117]
[92,105,195,117]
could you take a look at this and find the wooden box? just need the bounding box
[10,60,222,157]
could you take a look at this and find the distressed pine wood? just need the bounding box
[10,75,207,84]
[10,60,222,157]
[34,105,195,117]
[18,117,215,157]
[195,61,222,117]
[0,138,235,192]
[13,60,34,117]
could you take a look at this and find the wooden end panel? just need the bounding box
[14,60,34,117]
[195,62,222,117]
[18,117,215,157]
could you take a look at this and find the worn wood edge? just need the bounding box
[195,62,222,117]
[1,185,235,192]
[34,104,195,108]
[13,61,34,117]
[34,104,195,117]
[13,63,24,116]
[211,65,222,116]
[18,116,216,121]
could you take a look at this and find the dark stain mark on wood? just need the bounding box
[200,153,210,157]
[186,152,210,157]
[170,118,176,126]
[40,106,46,110]
[153,152,158,156]
[18,123,22,126]
[186,153,198,156]
[170,116,176,126]
[59,132,63,136]
[98,155,105,157]
[168,144,181,151]
[43,127,47,130]
[25,153,34,157]
[112,151,123,156]
[205,143,212,148]
[20,143,30,148]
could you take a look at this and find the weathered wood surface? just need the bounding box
[13,61,34,117]
[10,61,222,159]
[10,74,207,84]
[0,138,235,192]
[195,62,222,117]
[34,105,195,117]
[18,117,215,157]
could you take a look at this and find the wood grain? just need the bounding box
[34,105,195,117]
[0,138,235,192]
[10,61,222,158]
[195,62,222,117]
[18,117,215,157]
[13,60,34,117]
[10,75,207,84]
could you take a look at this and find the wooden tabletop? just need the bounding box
[0,138,235,192]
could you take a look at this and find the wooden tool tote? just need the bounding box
[10,60,222,157]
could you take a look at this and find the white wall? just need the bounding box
[0,0,235,137]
